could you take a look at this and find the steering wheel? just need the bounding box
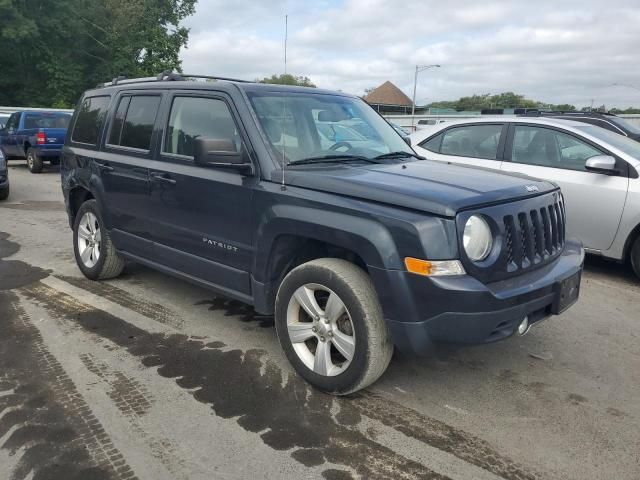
[329,141,354,152]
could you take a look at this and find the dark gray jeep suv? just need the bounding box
[61,72,584,394]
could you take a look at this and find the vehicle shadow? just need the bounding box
[583,254,638,285]
[7,159,60,173]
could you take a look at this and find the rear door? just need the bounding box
[413,123,506,170]
[146,91,257,298]
[94,92,163,258]
[500,123,628,251]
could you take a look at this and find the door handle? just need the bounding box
[95,161,114,172]
[150,172,177,185]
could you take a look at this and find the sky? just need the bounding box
[180,0,640,109]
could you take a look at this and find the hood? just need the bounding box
[283,160,557,217]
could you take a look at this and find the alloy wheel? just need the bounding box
[286,283,356,376]
[77,211,101,268]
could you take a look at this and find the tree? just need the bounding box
[0,0,196,108]
[428,92,577,112]
[258,74,316,87]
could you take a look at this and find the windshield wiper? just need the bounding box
[373,151,425,161]
[288,154,381,166]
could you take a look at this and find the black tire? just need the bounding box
[275,258,393,395]
[73,199,125,280]
[631,236,640,279]
[26,148,43,173]
[0,186,8,201]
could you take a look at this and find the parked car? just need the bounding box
[0,148,9,200]
[62,73,583,394]
[0,110,72,173]
[411,117,640,277]
[523,111,640,141]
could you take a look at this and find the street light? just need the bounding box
[411,64,440,129]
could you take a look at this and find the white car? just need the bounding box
[411,117,640,277]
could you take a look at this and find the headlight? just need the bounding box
[463,215,493,261]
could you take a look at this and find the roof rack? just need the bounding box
[98,70,251,88]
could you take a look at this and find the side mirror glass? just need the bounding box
[193,138,253,173]
[585,155,617,175]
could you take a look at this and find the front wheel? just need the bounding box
[631,236,640,279]
[275,258,393,395]
[73,199,125,280]
[26,148,43,173]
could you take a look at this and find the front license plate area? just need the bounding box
[552,271,581,314]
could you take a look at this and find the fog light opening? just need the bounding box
[517,316,530,336]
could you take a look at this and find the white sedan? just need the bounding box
[410,116,640,277]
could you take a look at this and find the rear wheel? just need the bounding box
[26,148,43,173]
[631,236,640,279]
[275,258,393,395]
[0,186,8,201]
[73,199,125,280]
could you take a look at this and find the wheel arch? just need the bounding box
[252,206,401,314]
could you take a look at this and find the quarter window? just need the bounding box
[511,126,603,171]
[163,96,240,157]
[440,124,503,159]
[108,95,161,151]
[71,96,110,145]
[419,132,443,152]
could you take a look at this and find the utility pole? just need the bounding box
[411,64,440,130]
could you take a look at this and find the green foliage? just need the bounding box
[610,107,640,114]
[258,74,316,87]
[428,92,579,112]
[0,0,196,107]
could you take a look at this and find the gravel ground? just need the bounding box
[0,161,638,480]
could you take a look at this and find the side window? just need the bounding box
[440,124,503,159]
[6,113,20,130]
[71,96,110,145]
[108,95,161,151]
[419,132,443,152]
[511,126,602,171]
[163,96,240,158]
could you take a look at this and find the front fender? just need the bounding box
[254,204,402,281]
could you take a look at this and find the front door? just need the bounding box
[0,112,20,156]
[501,124,628,251]
[147,92,256,298]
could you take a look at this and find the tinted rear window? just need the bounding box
[71,96,110,145]
[24,112,71,129]
[108,95,161,150]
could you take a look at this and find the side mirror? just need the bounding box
[585,155,618,175]
[403,136,411,146]
[193,138,253,174]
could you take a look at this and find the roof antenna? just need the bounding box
[281,13,288,191]
[281,98,287,190]
[284,14,288,76]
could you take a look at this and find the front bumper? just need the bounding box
[370,239,584,354]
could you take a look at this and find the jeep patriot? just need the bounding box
[61,72,584,394]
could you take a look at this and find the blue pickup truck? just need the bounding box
[0,110,72,173]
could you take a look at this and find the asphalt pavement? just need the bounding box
[0,161,638,480]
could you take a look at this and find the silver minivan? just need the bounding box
[411,117,640,278]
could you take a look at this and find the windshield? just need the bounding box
[577,125,640,159]
[24,112,71,129]
[247,91,412,164]
[608,116,640,135]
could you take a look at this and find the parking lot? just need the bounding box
[0,162,638,480]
